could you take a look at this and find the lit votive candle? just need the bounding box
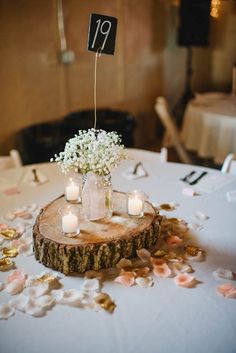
[62,211,79,234]
[127,191,145,217]
[65,175,81,203]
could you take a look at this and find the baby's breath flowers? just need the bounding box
[51,129,127,175]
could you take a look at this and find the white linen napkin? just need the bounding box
[122,163,148,180]
[22,167,48,186]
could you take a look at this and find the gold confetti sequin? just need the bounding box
[33,274,61,289]
[0,257,15,271]
[185,245,203,257]
[0,228,17,240]
[95,293,116,313]
[153,249,168,258]
[168,218,184,224]
[2,247,18,258]
[160,203,176,211]
[164,252,184,263]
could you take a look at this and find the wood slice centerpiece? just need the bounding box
[33,191,161,274]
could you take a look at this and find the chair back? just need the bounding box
[0,149,22,171]
[221,153,236,174]
[154,97,192,164]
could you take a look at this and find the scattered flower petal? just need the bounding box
[174,273,195,288]
[213,268,234,280]
[0,304,15,319]
[81,278,99,292]
[216,283,234,296]
[194,211,209,221]
[9,294,29,312]
[56,289,82,307]
[166,235,183,247]
[136,249,151,262]
[7,269,27,284]
[24,300,46,317]
[24,282,49,298]
[34,295,55,310]
[115,272,135,287]
[5,278,25,295]
[153,263,171,278]
[135,276,153,288]
[225,288,236,299]
[15,223,25,236]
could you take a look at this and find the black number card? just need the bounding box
[87,13,118,55]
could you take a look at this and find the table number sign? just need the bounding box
[87,13,118,55]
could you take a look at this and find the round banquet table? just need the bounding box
[181,94,236,165]
[0,152,236,353]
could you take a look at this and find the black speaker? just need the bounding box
[178,0,211,47]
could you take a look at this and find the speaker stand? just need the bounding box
[173,46,194,127]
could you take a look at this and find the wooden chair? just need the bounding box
[154,97,192,164]
[0,149,23,171]
[221,153,236,174]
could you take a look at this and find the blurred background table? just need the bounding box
[181,93,236,165]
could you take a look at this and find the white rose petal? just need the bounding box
[0,304,15,319]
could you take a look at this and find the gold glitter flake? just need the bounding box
[0,257,15,271]
[160,203,176,211]
[0,228,17,240]
[2,247,18,258]
[95,293,116,313]
[33,273,61,289]
[153,249,168,258]
[185,245,203,257]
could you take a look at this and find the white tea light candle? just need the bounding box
[62,211,79,234]
[64,175,81,203]
[65,181,80,201]
[127,191,145,217]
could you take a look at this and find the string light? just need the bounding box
[211,0,221,18]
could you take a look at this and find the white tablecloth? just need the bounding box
[181,94,236,164]
[0,155,236,353]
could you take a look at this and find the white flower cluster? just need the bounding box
[51,129,127,175]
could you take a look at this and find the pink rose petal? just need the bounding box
[7,269,27,284]
[225,288,236,299]
[216,283,234,296]
[166,235,183,247]
[153,263,171,278]
[115,272,135,287]
[174,273,195,288]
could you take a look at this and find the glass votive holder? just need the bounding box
[127,190,146,217]
[64,173,81,204]
[60,203,80,237]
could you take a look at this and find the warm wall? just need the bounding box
[0,0,236,155]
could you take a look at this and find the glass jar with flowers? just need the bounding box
[51,129,127,219]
